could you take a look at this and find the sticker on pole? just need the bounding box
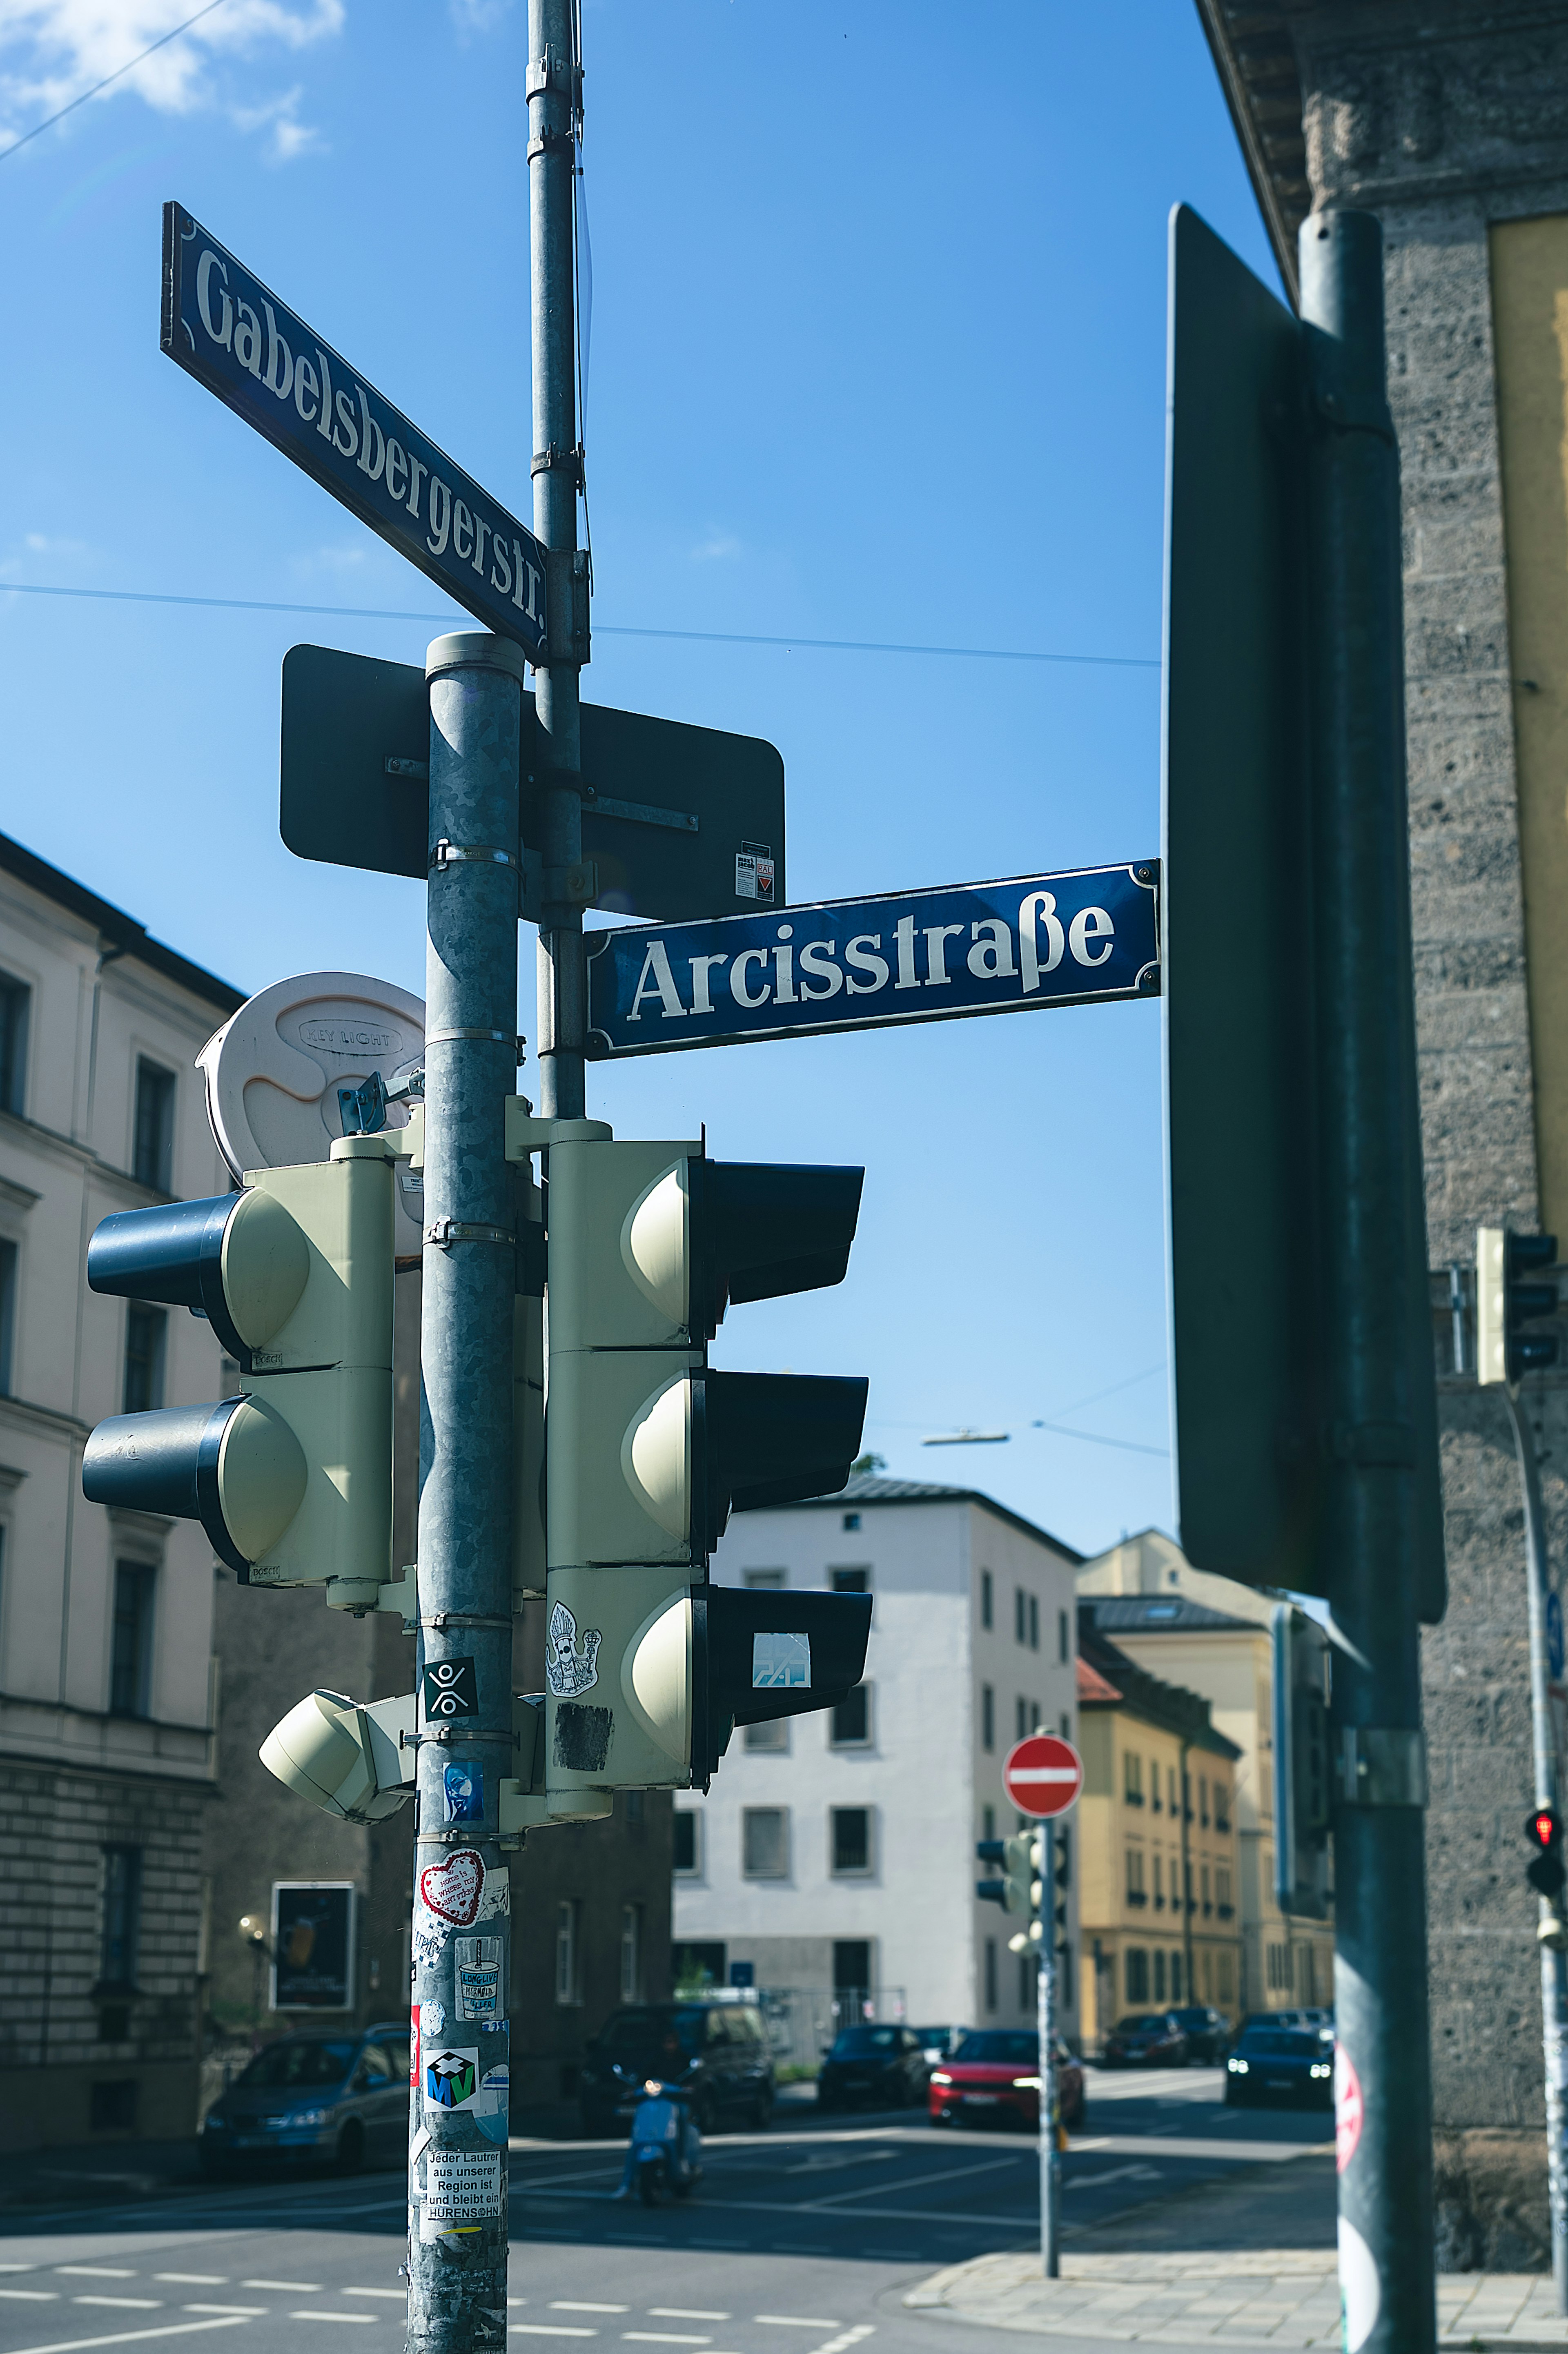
[419,2145,502,2240]
[1002,1733,1084,1819]
[1335,2046,1363,2173]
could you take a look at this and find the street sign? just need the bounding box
[279,644,786,926]
[1002,1733,1083,1820]
[584,863,1159,1059]
[162,205,548,661]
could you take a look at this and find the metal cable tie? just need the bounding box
[421,1612,514,1632]
[430,839,516,870]
[425,1028,523,1052]
[406,1728,518,1748]
[423,1219,516,1251]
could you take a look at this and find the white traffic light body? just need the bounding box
[542,1566,699,1790]
[259,1687,415,1824]
[1477,1226,1507,1387]
[546,1346,703,1567]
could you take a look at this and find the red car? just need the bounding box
[929,2030,1086,2132]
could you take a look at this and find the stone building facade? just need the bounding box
[1196,0,1568,2266]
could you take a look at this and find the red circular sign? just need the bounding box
[1002,1733,1084,1818]
[1335,2047,1362,2173]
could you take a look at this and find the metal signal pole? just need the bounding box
[1038,1821,1060,2278]
[1299,209,1437,2354]
[528,0,588,1119]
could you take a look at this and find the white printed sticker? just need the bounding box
[547,1601,601,1697]
[420,2145,502,2239]
[455,1936,503,2022]
[735,846,775,902]
[753,1630,811,1689]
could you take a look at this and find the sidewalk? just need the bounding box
[906,2249,1568,2349]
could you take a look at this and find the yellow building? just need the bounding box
[1076,1615,1242,2052]
[1077,1530,1334,2020]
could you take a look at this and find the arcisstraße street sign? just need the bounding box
[279,644,785,926]
[162,205,548,661]
[584,863,1160,1058]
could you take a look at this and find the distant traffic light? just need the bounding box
[522,1122,872,1792]
[81,1137,396,1608]
[978,1832,1043,1954]
[1477,1227,1560,1383]
[1273,1605,1332,1920]
[1053,1828,1071,1948]
[1526,1806,1566,1898]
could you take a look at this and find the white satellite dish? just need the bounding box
[197,971,427,1249]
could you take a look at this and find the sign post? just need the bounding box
[1003,1733,1084,2281]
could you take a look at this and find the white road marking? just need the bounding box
[286,2316,377,2327]
[1,2293,60,2303]
[550,2307,626,2316]
[622,2336,711,2345]
[0,2320,254,2354]
[806,2331,875,2354]
[342,2293,405,2302]
[753,2323,844,2332]
[72,2303,163,2312]
[648,2317,730,2325]
[154,2284,229,2291]
[179,2314,267,2321]
[510,2331,599,2340]
[56,2276,139,2284]
[241,2284,321,2294]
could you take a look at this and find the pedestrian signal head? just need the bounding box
[1526,1805,1566,1897]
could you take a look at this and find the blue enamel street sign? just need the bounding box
[584,862,1160,1059]
[161,203,548,660]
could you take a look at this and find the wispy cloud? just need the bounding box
[0,0,345,161]
[690,528,742,563]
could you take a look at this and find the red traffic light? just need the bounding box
[1528,1808,1562,1852]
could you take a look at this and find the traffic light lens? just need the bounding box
[1529,1808,1561,1850]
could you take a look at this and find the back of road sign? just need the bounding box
[1163,206,1444,1623]
[279,644,785,925]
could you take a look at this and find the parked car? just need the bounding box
[1224,2023,1335,2109]
[911,2024,962,2065]
[817,2024,930,2111]
[1169,2004,1230,2063]
[577,2001,774,2138]
[200,2023,411,2176]
[1100,2012,1190,2068]
[929,2030,1086,2132]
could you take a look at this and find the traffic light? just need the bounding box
[80,1136,396,1609]
[260,1688,415,1823]
[1272,1604,1332,1920]
[1477,1228,1560,1383]
[510,1114,872,1791]
[978,1833,1041,1952]
[1526,1806,1566,1898]
[1052,1828,1071,1950]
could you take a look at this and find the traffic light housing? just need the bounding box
[81,1136,396,1609]
[1052,1827,1071,1949]
[1477,1228,1559,1383]
[1527,1806,1566,1898]
[508,1109,872,1791]
[1272,1604,1332,1920]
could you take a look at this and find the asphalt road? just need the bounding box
[0,2069,1332,2354]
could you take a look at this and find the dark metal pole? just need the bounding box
[1038,1820,1059,2277]
[406,632,524,2354]
[1503,1384,1568,2311]
[1299,209,1436,2354]
[528,0,586,1120]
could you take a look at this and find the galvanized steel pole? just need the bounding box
[1503,1384,1568,2312]
[406,633,525,2354]
[1299,209,1437,2354]
[528,0,586,1120]
[1039,1820,1059,2278]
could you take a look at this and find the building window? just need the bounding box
[1016,1695,1029,1742]
[122,1304,166,1414]
[1014,1587,1027,1644]
[984,1937,998,2013]
[980,1568,993,1629]
[744,1567,785,1589]
[1216,1866,1233,1918]
[745,1716,790,1752]
[1153,1949,1167,2002]
[673,1811,702,1876]
[109,1563,155,1718]
[555,1900,580,2004]
[981,1684,995,1751]
[742,1807,789,1878]
[1216,1949,1235,2004]
[620,1904,643,2003]
[831,1807,871,1875]
[1125,1947,1149,2003]
[1029,1594,1040,1651]
[132,1060,176,1192]
[1267,1942,1294,1993]
[1170,1951,1183,2002]
[1060,1710,1071,1740]
[1018,1951,1036,2012]
[1059,1941,1075,2009]
[1199,1775,1209,1826]
[831,1684,871,1746]
[842,1512,861,1531]
[1201,1864,1212,1916]
[99,1846,142,1991]
[1214,1785,1232,1833]
[1125,1848,1146,1904]
[1184,1860,1194,1913]
[0,1238,16,1395]
[832,1566,869,1595]
[1124,1751,1143,1805]
[833,1940,871,2004]
[982,1803,996,1841]
[0,973,29,1116]
[1058,1608,1070,1665]
[1168,1767,1178,1811]
[1153,1854,1164,1909]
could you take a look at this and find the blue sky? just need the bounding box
[0,0,1280,1558]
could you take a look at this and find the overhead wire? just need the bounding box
[0,0,233,165]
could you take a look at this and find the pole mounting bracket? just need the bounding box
[423,1219,515,1252]
[430,840,516,871]
[1336,1726,1427,1808]
[532,443,585,487]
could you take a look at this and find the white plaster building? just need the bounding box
[0,831,242,2147]
[673,1474,1082,2040]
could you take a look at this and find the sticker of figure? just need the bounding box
[546,1601,601,1697]
[443,1762,484,1824]
[424,2046,480,2112]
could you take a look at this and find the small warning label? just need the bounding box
[735,844,775,902]
[420,2145,503,2238]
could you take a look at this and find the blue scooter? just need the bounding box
[615,2066,703,2205]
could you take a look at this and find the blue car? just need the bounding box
[1224,2024,1334,2110]
[200,2023,411,2176]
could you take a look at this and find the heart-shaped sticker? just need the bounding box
[420,1848,483,1927]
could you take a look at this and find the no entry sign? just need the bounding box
[1002,1733,1084,1819]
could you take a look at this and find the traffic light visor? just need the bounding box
[695,1583,872,1774]
[689,1161,864,1336]
[701,1369,869,1523]
[88,1190,309,1371]
[83,1393,307,1574]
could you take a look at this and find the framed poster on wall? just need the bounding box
[271,1882,355,2011]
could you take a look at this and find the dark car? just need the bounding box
[1101,2012,1189,2067]
[1169,2004,1230,2063]
[929,2030,1086,2132]
[1225,2024,1334,2109]
[816,2025,929,2111]
[577,2001,774,2137]
[200,2023,411,2176]
[912,2025,962,2065]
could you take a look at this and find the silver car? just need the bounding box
[200,2023,410,2176]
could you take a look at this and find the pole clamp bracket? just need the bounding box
[1336,1726,1428,1808]
[425,1028,527,1059]
[421,1612,515,1633]
[430,840,516,872]
[532,443,585,488]
[527,130,577,161]
[541,859,599,909]
[526,49,580,101]
[407,1728,519,1750]
[423,1219,515,1252]
[542,548,590,667]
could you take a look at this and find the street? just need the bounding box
[0,2071,1332,2354]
